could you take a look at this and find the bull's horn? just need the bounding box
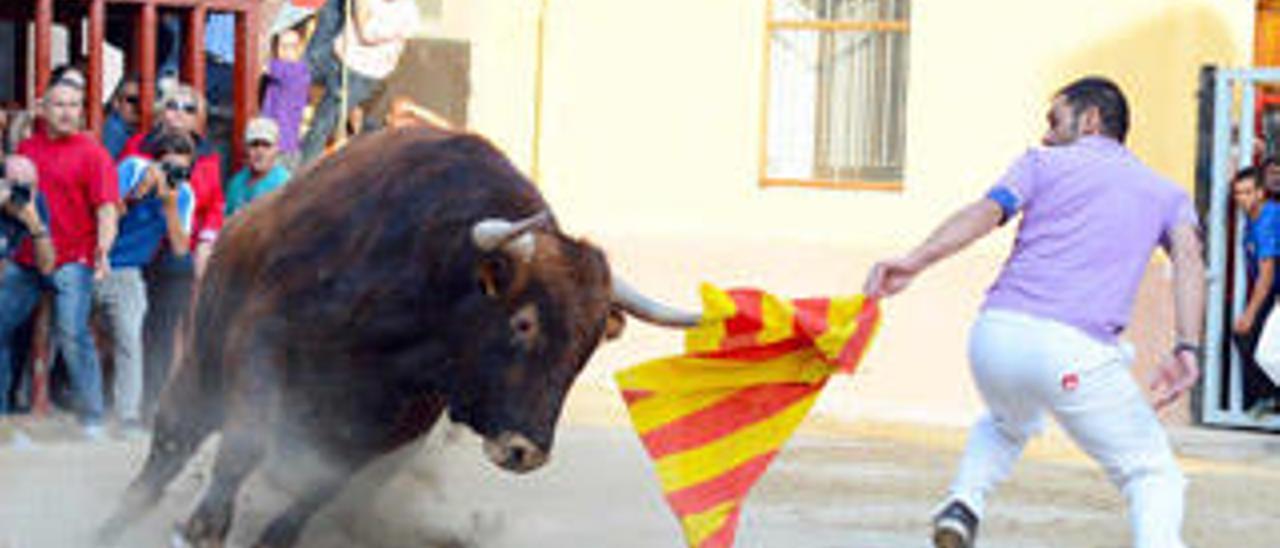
[471,211,551,262]
[611,277,702,328]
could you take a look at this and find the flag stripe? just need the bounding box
[756,292,796,346]
[682,500,739,547]
[693,337,810,362]
[724,289,764,337]
[836,299,879,372]
[616,352,834,394]
[655,388,822,492]
[621,389,654,406]
[666,450,778,516]
[628,389,741,435]
[641,383,820,458]
[697,505,744,548]
[792,298,830,341]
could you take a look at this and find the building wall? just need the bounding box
[455,0,1255,426]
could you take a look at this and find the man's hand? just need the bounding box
[0,198,39,231]
[15,199,43,234]
[863,257,923,299]
[127,166,162,203]
[94,244,111,281]
[155,173,178,205]
[1234,313,1257,336]
[1149,350,1200,412]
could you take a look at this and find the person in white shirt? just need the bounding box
[299,0,422,163]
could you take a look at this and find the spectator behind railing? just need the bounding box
[1231,165,1280,417]
[103,75,141,159]
[299,0,423,163]
[95,130,196,436]
[1,65,119,441]
[225,118,290,217]
[260,28,309,171]
[118,84,225,420]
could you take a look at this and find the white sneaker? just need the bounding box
[82,423,108,442]
[2,427,34,450]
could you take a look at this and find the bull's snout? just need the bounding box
[483,432,548,473]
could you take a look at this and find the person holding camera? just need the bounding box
[119,84,224,419]
[0,156,54,275]
[95,130,195,433]
[0,66,119,438]
[0,155,51,446]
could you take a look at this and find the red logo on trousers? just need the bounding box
[1061,372,1079,392]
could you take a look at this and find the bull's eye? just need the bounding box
[510,304,541,348]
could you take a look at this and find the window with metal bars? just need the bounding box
[762,0,909,190]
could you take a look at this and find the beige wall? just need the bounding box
[457,0,1255,426]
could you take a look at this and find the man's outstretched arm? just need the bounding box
[863,199,1004,298]
[1150,222,1205,411]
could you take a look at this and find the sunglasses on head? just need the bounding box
[165,100,198,114]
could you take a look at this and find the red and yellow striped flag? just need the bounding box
[616,284,881,548]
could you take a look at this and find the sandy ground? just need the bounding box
[1,385,1280,548]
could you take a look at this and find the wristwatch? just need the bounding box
[1172,341,1201,357]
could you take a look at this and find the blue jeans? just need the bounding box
[304,0,346,84]
[0,262,105,422]
[299,64,379,163]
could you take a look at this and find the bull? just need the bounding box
[97,127,700,547]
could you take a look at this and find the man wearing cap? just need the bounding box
[0,65,119,438]
[225,118,291,217]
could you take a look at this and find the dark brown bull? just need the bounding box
[97,127,698,547]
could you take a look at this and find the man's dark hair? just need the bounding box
[1057,76,1130,144]
[112,73,140,100]
[1233,165,1261,186]
[144,129,196,158]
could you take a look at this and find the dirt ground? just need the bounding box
[1,384,1279,548]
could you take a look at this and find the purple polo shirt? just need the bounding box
[261,59,310,154]
[982,135,1197,342]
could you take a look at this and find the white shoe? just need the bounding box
[0,420,34,449]
[3,428,34,450]
[82,423,108,442]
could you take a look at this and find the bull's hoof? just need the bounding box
[169,527,193,548]
[174,521,224,548]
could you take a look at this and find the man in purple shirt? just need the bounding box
[864,77,1204,548]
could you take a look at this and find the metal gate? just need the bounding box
[1200,66,1280,430]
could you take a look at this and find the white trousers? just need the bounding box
[948,309,1186,548]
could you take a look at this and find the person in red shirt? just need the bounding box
[118,83,224,418]
[0,66,118,438]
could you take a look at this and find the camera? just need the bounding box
[9,182,30,207]
[158,161,191,190]
[0,178,32,208]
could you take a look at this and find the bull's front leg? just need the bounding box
[180,419,268,547]
[252,395,448,548]
[183,329,280,547]
[250,457,364,548]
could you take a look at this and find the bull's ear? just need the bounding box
[476,255,511,299]
[604,304,626,340]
